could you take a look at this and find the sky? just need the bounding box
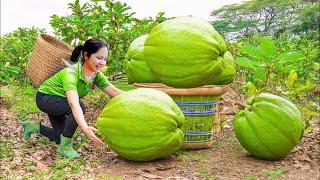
[1,0,245,36]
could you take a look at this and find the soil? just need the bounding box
[1,90,319,179]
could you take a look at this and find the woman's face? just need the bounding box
[84,47,108,73]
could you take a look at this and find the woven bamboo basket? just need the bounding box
[133,83,229,149]
[27,34,74,87]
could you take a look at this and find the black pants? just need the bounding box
[36,92,85,144]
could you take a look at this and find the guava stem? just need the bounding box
[234,101,246,109]
[225,111,236,115]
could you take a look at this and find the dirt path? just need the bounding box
[1,101,319,179]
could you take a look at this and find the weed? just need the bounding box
[0,140,14,158]
[243,176,258,180]
[95,173,123,180]
[191,151,205,161]
[175,150,188,163]
[0,85,39,120]
[198,164,215,179]
[264,167,283,180]
[51,158,84,178]
[212,140,220,148]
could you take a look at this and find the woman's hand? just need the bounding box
[83,126,105,146]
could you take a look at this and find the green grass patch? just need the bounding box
[190,151,205,161]
[264,167,283,180]
[243,176,258,180]
[175,150,188,163]
[51,158,84,178]
[0,140,14,159]
[198,164,215,179]
[1,84,39,120]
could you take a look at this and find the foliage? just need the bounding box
[210,0,318,40]
[0,27,45,85]
[0,84,39,120]
[235,36,306,90]
[293,2,320,34]
[233,33,319,126]
[50,0,167,76]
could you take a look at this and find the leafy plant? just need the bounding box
[0,84,39,120]
[0,62,20,84]
[236,36,306,92]
[50,0,167,76]
[0,27,45,85]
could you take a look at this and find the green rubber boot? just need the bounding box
[21,121,40,140]
[57,135,80,159]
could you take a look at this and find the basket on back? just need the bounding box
[27,34,74,87]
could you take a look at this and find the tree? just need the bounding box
[50,0,167,76]
[210,0,317,40]
[293,2,320,34]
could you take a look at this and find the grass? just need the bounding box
[212,140,220,148]
[264,167,283,180]
[176,150,188,163]
[198,164,215,179]
[0,80,133,119]
[0,140,14,159]
[190,151,205,161]
[243,167,283,180]
[0,84,39,120]
[51,158,84,175]
[243,176,258,180]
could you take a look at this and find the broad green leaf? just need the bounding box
[306,101,320,111]
[282,65,298,73]
[241,44,267,60]
[235,57,262,69]
[274,62,282,72]
[260,37,276,58]
[311,62,320,71]
[82,16,92,26]
[253,67,267,80]
[277,52,305,63]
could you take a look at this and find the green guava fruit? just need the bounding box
[125,35,159,84]
[233,93,304,160]
[96,88,185,161]
[144,16,227,88]
[211,51,236,85]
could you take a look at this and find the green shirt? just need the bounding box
[38,61,110,98]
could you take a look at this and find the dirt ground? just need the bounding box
[1,91,319,179]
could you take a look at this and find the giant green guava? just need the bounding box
[96,88,185,161]
[233,93,304,160]
[211,51,236,85]
[125,35,159,84]
[143,16,228,88]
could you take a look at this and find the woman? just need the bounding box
[22,39,122,159]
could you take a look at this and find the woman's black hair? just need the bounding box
[70,39,108,62]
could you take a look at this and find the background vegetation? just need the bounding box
[1,0,319,178]
[1,0,319,130]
